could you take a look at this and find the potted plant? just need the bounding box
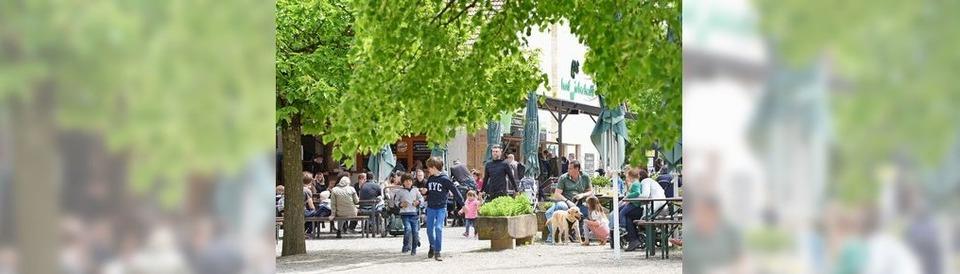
[477,195,537,250]
[591,175,616,209]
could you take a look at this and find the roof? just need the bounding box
[537,95,636,119]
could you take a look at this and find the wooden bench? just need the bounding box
[276,215,372,239]
[633,219,682,259]
[357,200,383,237]
[328,216,371,238]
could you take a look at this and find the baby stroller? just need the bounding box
[384,201,404,237]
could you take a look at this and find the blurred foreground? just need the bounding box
[683,0,959,273]
[0,1,275,273]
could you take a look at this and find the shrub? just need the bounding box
[537,201,555,212]
[591,175,611,188]
[479,195,534,217]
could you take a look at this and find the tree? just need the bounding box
[276,0,355,255]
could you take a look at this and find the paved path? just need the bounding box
[277,227,681,274]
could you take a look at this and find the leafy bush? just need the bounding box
[479,195,534,217]
[591,175,611,188]
[537,201,555,212]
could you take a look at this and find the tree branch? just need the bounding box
[333,1,354,21]
[431,0,458,25]
[290,41,322,54]
[443,0,479,26]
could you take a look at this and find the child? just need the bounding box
[275,185,285,217]
[458,190,481,238]
[584,196,609,246]
[424,157,464,261]
[392,172,423,255]
[316,191,332,217]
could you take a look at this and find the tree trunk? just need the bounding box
[10,82,59,274]
[321,140,336,173]
[281,115,306,256]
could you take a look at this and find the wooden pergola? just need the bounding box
[536,95,636,174]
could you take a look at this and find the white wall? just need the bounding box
[446,128,469,165]
[524,22,602,172]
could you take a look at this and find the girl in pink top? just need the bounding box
[458,190,481,238]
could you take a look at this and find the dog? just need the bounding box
[547,207,583,244]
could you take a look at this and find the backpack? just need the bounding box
[387,214,405,236]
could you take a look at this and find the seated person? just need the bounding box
[357,172,384,228]
[316,191,332,217]
[302,174,321,236]
[544,160,593,244]
[620,166,666,251]
[275,185,284,217]
[357,173,382,204]
[329,176,360,231]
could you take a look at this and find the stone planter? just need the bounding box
[477,214,537,250]
[536,211,548,240]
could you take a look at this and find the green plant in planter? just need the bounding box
[537,202,555,212]
[591,175,611,188]
[479,195,534,217]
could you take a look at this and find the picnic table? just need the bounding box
[620,197,683,259]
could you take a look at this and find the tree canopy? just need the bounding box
[278,0,681,166]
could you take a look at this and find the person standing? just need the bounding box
[393,172,423,255]
[538,150,550,179]
[309,154,324,177]
[547,151,561,177]
[506,154,519,180]
[424,157,464,261]
[449,160,477,190]
[458,190,481,238]
[472,169,484,192]
[560,153,572,174]
[414,169,427,191]
[480,145,518,201]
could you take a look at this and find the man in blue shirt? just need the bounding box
[424,157,463,261]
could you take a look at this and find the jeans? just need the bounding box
[304,209,321,234]
[425,207,447,253]
[619,203,638,229]
[464,218,476,235]
[401,214,419,253]
[623,205,646,243]
[544,202,589,243]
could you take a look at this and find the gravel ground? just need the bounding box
[276,227,681,274]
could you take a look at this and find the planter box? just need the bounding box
[536,211,548,240]
[536,211,547,231]
[477,214,537,250]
